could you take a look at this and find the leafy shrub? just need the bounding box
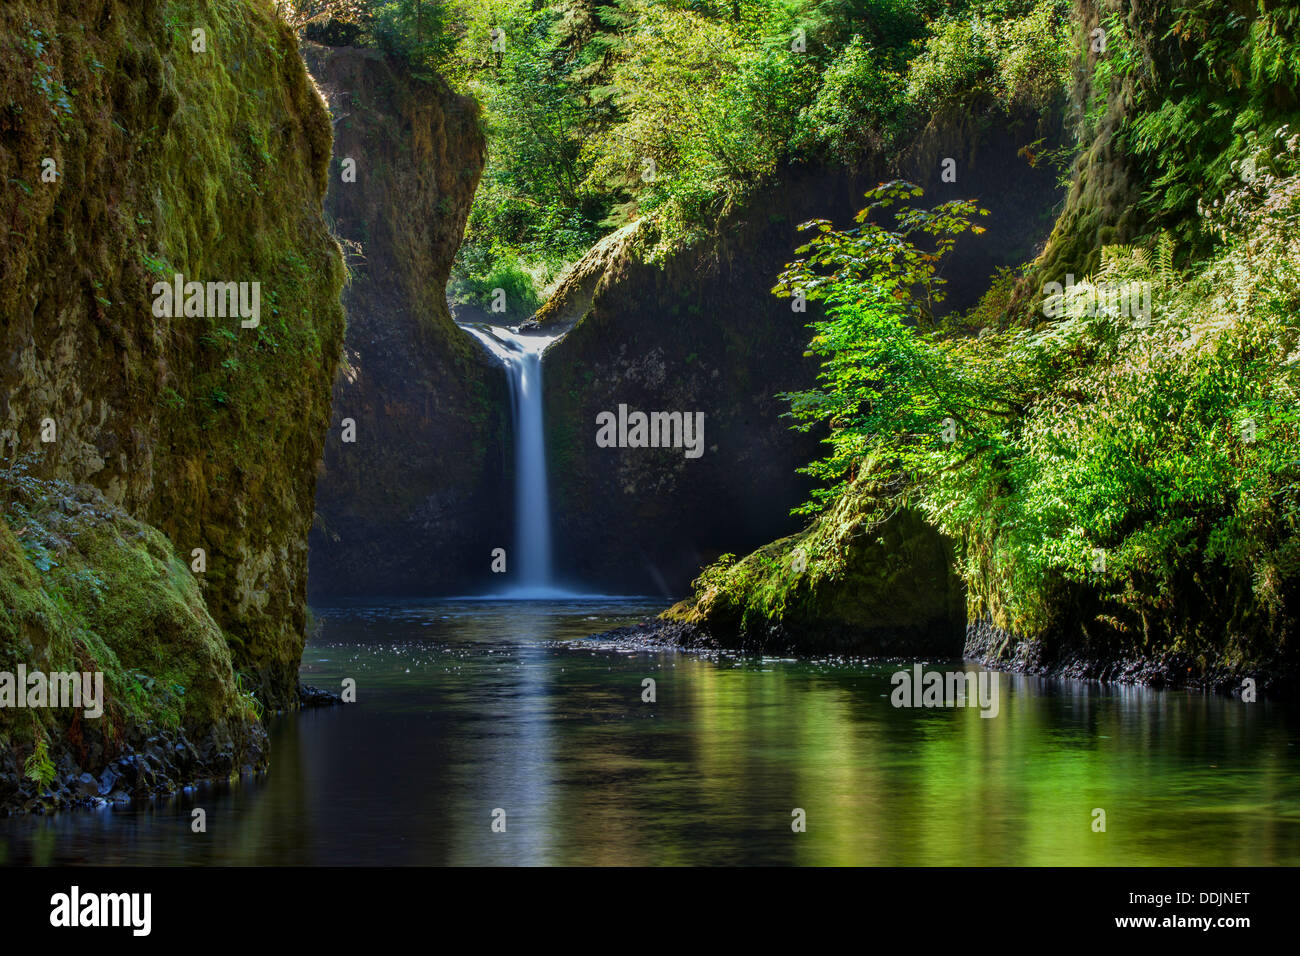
[449,245,545,320]
[773,132,1300,637]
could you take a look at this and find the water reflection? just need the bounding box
[2,599,1298,866]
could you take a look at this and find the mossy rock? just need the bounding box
[666,477,966,656]
[0,469,261,808]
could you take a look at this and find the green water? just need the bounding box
[2,598,1298,866]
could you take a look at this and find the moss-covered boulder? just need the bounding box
[663,475,966,655]
[0,469,262,812]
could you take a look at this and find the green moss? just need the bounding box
[0,465,255,769]
[666,475,965,654]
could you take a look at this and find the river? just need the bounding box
[1,597,1298,865]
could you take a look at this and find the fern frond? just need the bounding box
[1156,230,1176,287]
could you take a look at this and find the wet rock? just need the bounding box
[963,617,1292,697]
[97,766,120,796]
[587,620,719,651]
[299,683,343,707]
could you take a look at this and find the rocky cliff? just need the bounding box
[0,0,344,808]
[301,42,507,600]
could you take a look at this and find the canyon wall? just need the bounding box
[302,42,507,600]
[0,0,344,807]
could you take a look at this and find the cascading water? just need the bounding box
[461,323,564,597]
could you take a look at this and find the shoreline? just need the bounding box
[584,617,1285,700]
[0,684,342,816]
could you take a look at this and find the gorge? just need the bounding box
[0,0,1297,873]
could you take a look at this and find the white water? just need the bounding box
[460,323,574,598]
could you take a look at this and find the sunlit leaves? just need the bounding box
[773,182,1008,512]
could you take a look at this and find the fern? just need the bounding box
[1155,231,1176,287]
[234,672,264,722]
[24,735,56,788]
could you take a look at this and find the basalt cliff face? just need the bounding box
[541,104,1064,597]
[302,42,507,600]
[0,0,344,809]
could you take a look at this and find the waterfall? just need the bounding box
[461,323,563,596]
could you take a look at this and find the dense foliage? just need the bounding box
[767,131,1300,641]
[1114,0,1300,253]
[285,0,1071,312]
[668,1,1300,673]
